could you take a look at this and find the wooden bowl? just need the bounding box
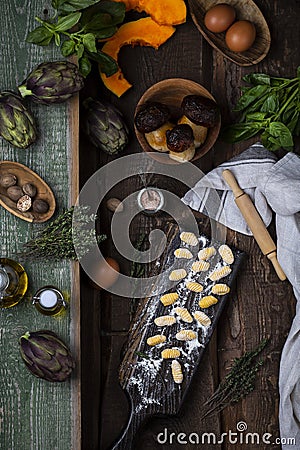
[134,78,221,163]
[188,0,271,66]
[0,161,56,223]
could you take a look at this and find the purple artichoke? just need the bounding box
[18,61,84,105]
[0,91,37,148]
[19,330,75,382]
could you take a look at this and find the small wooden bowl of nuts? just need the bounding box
[0,161,55,223]
[134,78,221,163]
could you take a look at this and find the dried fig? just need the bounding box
[7,185,23,201]
[32,199,49,214]
[0,173,17,188]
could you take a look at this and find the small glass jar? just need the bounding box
[32,286,67,317]
[137,187,164,215]
[0,258,28,308]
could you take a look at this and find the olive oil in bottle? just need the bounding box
[32,286,67,317]
[0,258,28,308]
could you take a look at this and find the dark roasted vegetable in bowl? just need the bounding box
[0,91,37,148]
[18,61,84,104]
[19,330,75,382]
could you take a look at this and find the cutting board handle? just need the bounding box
[111,408,147,450]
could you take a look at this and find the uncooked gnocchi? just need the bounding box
[211,283,230,295]
[174,248,193,259]
[147,335,167,346]
[169,268,187,281]
[198,246,216,260]
[209,265,232,282]
[161,348,181,359]
[171,360,183,384]
[180,231,198,247]
[154,315,176,327]
[199,295,218,308]
[192,260,210,272]
[185,281,203,293]
[174,307,193,323]
[175,330,197,341]
[218,244,234,264]
[160,292,179,306]
[193,311,211,327]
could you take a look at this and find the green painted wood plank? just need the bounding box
[0,2,77,449]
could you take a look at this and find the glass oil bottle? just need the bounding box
[32,286,67,317]
[0,258,28,308]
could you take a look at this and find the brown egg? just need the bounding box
[204,4,236,33]
[92,257,120,290]
[225,20,256,52]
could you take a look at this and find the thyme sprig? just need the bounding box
[201,338,269,419]
[16,206,106,261]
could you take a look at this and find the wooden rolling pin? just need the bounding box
[222,169,286,281]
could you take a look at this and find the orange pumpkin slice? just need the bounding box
[100,18,175,97]
[112,0,187,25]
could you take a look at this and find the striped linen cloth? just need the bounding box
[182,142,300,449]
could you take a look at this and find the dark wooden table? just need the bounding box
[80,1,300,449]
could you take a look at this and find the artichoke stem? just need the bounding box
[18,85,33,98]
[21,331,31,340]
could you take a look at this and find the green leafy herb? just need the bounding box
[27,1,125,77]
[222,67,300,151]
[201,338,269,419]
[16,206,106,261]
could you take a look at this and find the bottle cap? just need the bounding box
[39,289,58,308]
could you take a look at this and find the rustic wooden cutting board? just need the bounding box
[112,222,246,449]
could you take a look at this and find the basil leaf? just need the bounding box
[79,55,92,77]
[82,33,97,53]
[221,123,263,143]
[61,39,76,56]
[260,130,280,151]
[64,0,99,10]
[245,112,266,122]
[93,26,117,39]
[88,50,118,76]
[52,0,68,10]
[287,111,300,134]
[260,93,280,114]
[55,12,81,31]
[243,73,271,86]
[234,85,270,112]
[81,1,125,27]
[269,122,294,150]
[26,26,54,46]
[76,43,85,59]
[54,32,61,46]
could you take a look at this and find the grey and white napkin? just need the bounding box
[182,142,300,449]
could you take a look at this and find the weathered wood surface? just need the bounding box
[79,1,299,449]
[0,2,80,450]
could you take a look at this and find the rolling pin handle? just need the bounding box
[222,169,244,199]
[267,251,287,281]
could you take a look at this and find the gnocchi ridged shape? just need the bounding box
[174,307,193,323]
[174,248,193,259]
[199,295,218,308]
[209,265,232,282]
[161,348,181,359]
[176,329,197,341]
[211,283,230,295]
[160,292,179,306]
[169,268,187,281]
[186,281,203,293]
[154,315,176,327]
[193,311,211,327]
[180,231,198,247]
[147,334,167,346]
[219,244,234,264]
[192,260,210,272]
[171,360,183,384]
[198,246,216,261]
